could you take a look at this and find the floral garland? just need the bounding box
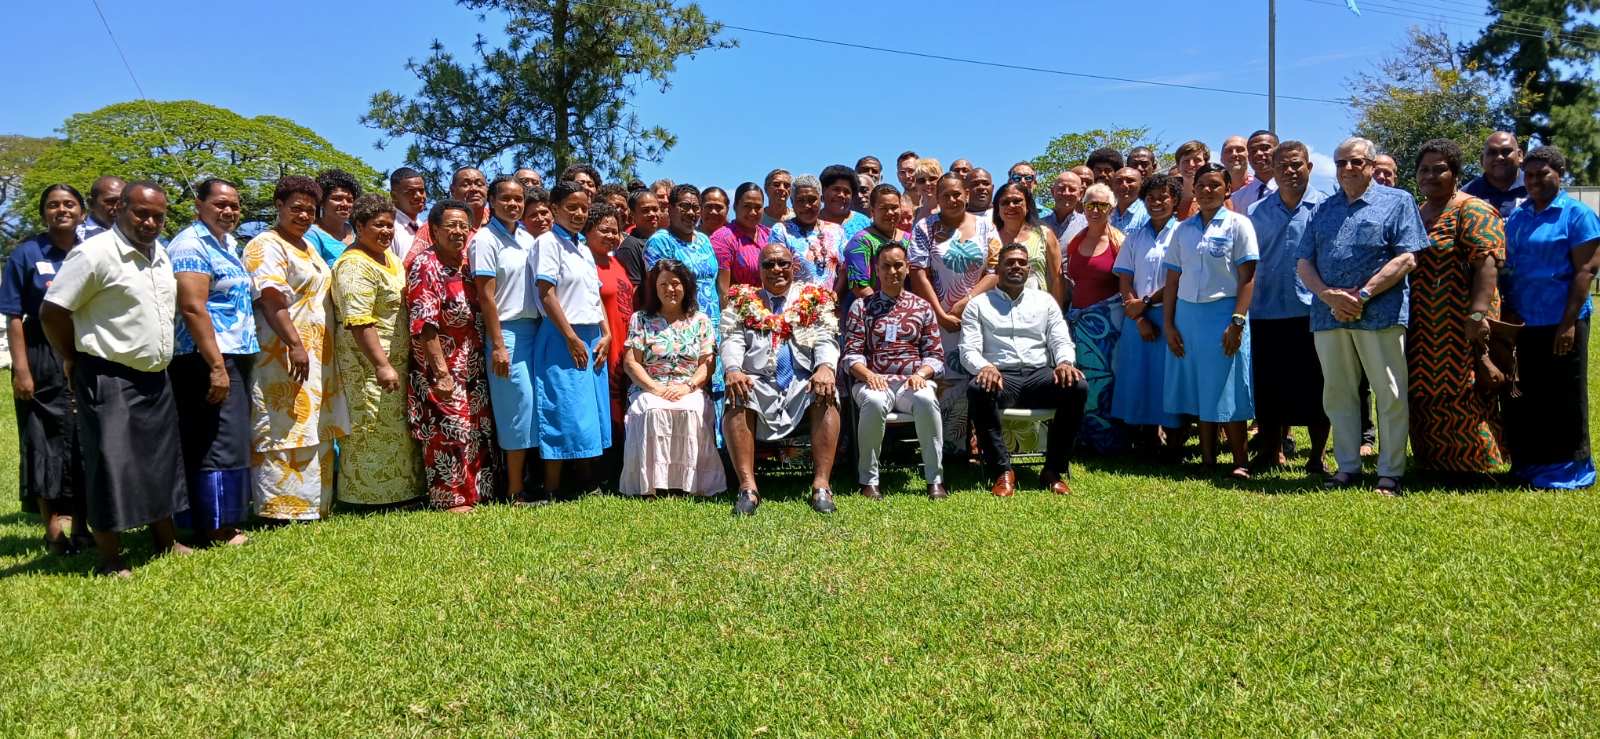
[726,283,838,349]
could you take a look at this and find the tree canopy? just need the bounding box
[1465,0,1600,184]
[19,100,381,237]
[1349,27,1510,193]
[1028,126,1164,208]
[363,0,732,190]
[0,135,60,248]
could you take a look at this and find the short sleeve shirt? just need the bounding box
[1164,208,1260,304]
[1503,191,1600,327]
[1112,217,1177,300]
[1247,190,1323,320]
[1462,175,1527,219]
[1296,183,1429,331]
[532,224,603,325]
[838,211,872,243]
[42,227,178,372]
[1109,200,1149,235]
[471,217,539,322]
[168,221,259,355]
[306,225,349,266]
[0,234,73,323]
[709,222,771,288]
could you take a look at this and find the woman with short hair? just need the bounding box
[521,185,552,238]
[620,260,725,497]
[244,175,350,520]
[697,186,729,237]
[768,174,846,290]
[406,199,498,510]
[585,202,636,430]
[2,184,89,553]
[332,193,420,506]
[911,158,943,223]
[307,168,362,264]
[1064,183,1128,453]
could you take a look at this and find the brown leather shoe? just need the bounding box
[859,484,883,500]
[927,482,948,500]
[1041,472,1072,495]
[990,470,1017,497]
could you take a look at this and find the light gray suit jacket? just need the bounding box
[720,285,840,382]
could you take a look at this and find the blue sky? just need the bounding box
[2,0,1507,195]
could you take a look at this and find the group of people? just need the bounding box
[5,129,1597,575]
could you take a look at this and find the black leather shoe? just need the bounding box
[809,488,836,514]
[732,490,760,516]
[859,484,883,500]
[927,482,948,500]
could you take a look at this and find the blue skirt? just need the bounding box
[485,317,538,450]
[533,321,612,460]
[1111,308,1180,427]
[1067,296,1127,453]
[1163,299,1253,423]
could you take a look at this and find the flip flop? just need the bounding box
[1323,471,1360,489]
[1376,477,1403,497]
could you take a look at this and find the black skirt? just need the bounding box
[73,354,189,532]
[14,322,82,504]
[169,353,253,473]
[1249,315,1328,426]
[1505,320,1591,467]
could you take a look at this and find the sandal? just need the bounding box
[43,534,72,556]
[1229,467,1252,481]
[1323,471,1359,489]
[1375,477,1403,497]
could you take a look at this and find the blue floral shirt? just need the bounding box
[1503,190,1600,328]
[169,221,260,355]
[1247,190,1323,320]
[1295,183,1428,332]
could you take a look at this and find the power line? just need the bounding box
[1398,0,1596,35]
[87,0,202,195]
[1302,0,1597,44]
[1384,0,1598,42]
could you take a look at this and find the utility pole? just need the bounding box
[1268,0,1277,133]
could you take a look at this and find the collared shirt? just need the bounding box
[1463,173,1527,219]
[841,289,943,378]
[392,208,421,260]
[471,217,539,322]
[960,286,1075,374]
[1247,190,1323,319]
[843,227,906,293]
[75,215,112,243]
[1112,217,1177,299]
[1109,200,1149,235]
[1503,190,1600,327]
[1230,174,1278,214]
[167,221,259,355]
[1041,209,1087,247]
[532,223,603,325]
[1,233,74,323]
[1296,182,1428,331]
[1165,208,1260,304]
[43,227,178,372]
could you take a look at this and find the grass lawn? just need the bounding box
[2,351,1599,735]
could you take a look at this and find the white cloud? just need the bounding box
[1308,147,1339,196]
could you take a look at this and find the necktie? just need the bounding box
[1257,181,1268,199]
[771,295,795,390]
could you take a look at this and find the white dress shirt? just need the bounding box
[43,227,178,372]
[392,208,421,260]
[959,286,1075,374]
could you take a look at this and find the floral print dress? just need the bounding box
[405,247,498,508]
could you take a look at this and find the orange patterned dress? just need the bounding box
[1407,195,1505,472]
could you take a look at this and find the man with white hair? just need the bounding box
[1295,137,1427,496]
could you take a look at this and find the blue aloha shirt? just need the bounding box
[169,221,260,355]
[1294,183,1428,332]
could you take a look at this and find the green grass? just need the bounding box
[2,353,1599,735]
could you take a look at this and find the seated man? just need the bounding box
[961,242,1088,496]
[722,242,842,516]
[842,242,946,500]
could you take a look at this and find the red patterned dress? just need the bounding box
[1407,195,1505,472]
[405,247,498,507]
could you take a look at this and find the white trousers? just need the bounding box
[1313,326,1409,478]
[853,378,944,485]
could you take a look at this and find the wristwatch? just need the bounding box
[1230,314,1247,328]
[1357,287,1373,304]
[1469,310,1486,322]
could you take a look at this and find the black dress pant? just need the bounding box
[967,367,1088,477]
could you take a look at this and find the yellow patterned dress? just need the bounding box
[244,229,350,520]
[332,248,420,505]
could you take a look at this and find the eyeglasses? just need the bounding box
[675,202,701,213]
[1334,158,1371,169]
[1009,173,1037,183]
[761,260,792,270]
[1083,201,1112,212]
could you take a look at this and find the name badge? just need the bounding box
[883,322,898,343]
[36,261,55,275]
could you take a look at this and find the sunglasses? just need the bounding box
[1084,201,1112,212]
[1485,146,1519,159]
[1009,173,1037,183]
[1334,158,1371,169]
[761,259,792,270]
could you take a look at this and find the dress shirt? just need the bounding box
[43,227,178,372]
[1164,208,1260,304]
[1462,173,1527,219]
[840,290,943,378]
[532,223,603,325]
[471,217,539,322]
[1112,217,1177,299]
[392,208,421,260]
[1503,190,1600,327]
[1041,209,1087,246]
[1247,190,1323,319]
[75,215,112,242]
[960,286,1075,374]
[1109,200,1149,235]
[1229,173,1278,214]
[0,234,73,323]
[1295,183,1428,331]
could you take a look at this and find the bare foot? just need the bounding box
[94,561,133,578]
[164,543,197,557]
[445,505,475,515]
[212,531,249,547]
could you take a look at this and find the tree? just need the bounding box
[20,101,381,237]
[1465,0,1600,184]
[363,0,733,189]
[1349,27,1510,193]
[1,135,59,250]
[1028,126,1164,208]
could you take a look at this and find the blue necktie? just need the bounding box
[771,295,795,390]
